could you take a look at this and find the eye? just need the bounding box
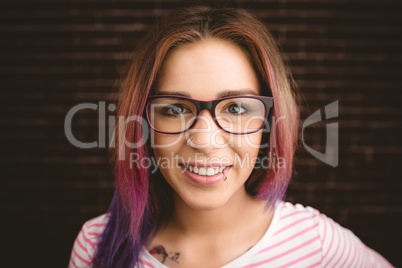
[160,104,191,116]
[226,103,247,115]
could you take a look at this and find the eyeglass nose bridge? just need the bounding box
[190,100,219,130]
[196,99,215,113]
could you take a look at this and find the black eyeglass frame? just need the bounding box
[145,94,274,135]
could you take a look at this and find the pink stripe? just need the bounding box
[319,216,327,267]
[76,237,88,254]
[331,223,346,267]
[86,223,106,228]
[78,238,93,261]
[81,229,98,249]
[307,260,322,268]
[321,216,327,245]
[274,214,317,236]
[69,256,78,268]
[73,247,90,265]
[139,259,156,268]
[339,229,352,267]
[277,248,321,268]
[347,237,358,268]
[322,219,335,260]
[324,220,340,266]
[87,232,101,236]
[242,235,320,268]
[363,244,372,267]
[280,210,309,220]
[354,241,363,268]
[257,223,319,254]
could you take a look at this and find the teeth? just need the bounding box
[185,165,227,176]
[206,168,215,176]
[199,167,206,175]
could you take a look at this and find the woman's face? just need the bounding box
[152,38,263,211]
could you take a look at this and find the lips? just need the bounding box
[179,163,231,185]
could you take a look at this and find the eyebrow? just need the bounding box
[156,88,258,98]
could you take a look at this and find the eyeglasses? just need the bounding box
[145,95,274,135]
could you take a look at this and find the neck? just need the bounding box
[168,187,273,239]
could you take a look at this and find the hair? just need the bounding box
[93,6,299,267]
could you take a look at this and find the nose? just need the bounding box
[187,110,228,152]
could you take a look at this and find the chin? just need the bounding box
[178,192,230,211]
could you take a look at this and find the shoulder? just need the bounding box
[68,214,109,268]
[275,201,322,236]
[274,201,393,267]
[277,201,320,220]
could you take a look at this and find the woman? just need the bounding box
[69,6,392,268]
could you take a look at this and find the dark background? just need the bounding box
[1,0,401,266]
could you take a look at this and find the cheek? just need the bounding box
[152,132,184,149]
[231,132,262,171]
[151,133,185,165]
[230,131,262,156]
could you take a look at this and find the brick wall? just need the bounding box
[1,0,401,266]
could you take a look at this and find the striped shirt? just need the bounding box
[69,201,393,268]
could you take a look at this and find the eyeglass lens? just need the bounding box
[147,97,268,134]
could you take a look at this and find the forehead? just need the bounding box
[155,38,261,99]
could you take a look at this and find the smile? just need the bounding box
[179,164,232,186]
[185,165,228,176]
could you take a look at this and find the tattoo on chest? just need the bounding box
[149,245,180,264]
